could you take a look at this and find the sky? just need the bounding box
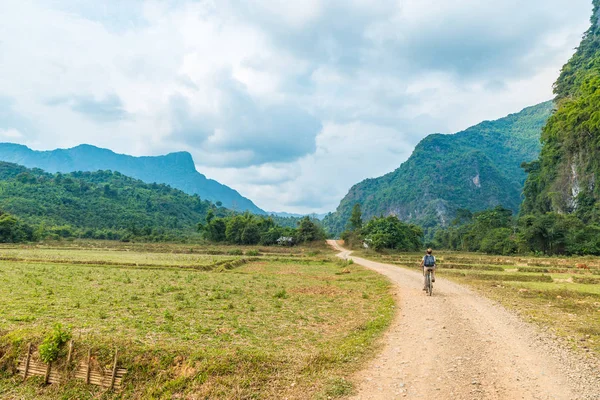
[0,0,593,214]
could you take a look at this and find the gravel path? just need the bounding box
[328,241,600,400]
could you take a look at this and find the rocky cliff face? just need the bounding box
[0,143,265,214]
[521,0,600,222]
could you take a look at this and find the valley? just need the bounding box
[1,0,600,399]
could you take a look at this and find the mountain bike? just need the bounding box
[424,267,434,296]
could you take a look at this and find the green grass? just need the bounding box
[503,281,600,296]
[440,270,554,282]
[0,247,233,267]
[0,242,394,399]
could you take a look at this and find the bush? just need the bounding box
[39,324,71,363]
[361,216,423,251]
[0,211,35,243]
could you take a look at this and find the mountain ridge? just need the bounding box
[323,101,554,236]
[0,143,265,214]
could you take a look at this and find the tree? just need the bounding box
[203,218,226,242]
[0,211,34,243]
[241,223,261,245]
[451,209,473,226]
[362,216,423,251]
[205,209,215,223]
[349,203,363,231]
[225,215,246,244]
[296,217,326,243]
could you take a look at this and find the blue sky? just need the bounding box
[0,0,593,213]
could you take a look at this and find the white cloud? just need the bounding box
[203,121,418,213]
[0,0,593,213]
[0,128,24,139]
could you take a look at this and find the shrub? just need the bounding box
[39,324,71,363]
[362,216,423,251]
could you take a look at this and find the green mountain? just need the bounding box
[0,143,265,214]
[0,161,220,240]
[324,101,554,236]
[522,1,600,222]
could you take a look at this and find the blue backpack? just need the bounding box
[424,254,435,267]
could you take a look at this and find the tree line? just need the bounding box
[198,211,326,246]
[433,206,600,256]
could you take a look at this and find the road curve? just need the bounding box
[327,240,600,400]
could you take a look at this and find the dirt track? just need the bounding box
[328,241,600,400]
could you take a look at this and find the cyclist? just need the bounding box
[420,248,436,291]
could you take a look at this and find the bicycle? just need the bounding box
[424,267,434,296]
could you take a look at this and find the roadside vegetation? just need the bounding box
[0,241,393,399]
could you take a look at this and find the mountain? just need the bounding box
[269,211,327,220]
[324,101,554,236]
[0,161,225,240]
[521,1,600,223]
[0,143,265,214]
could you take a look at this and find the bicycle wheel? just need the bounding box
[427,271,433,296]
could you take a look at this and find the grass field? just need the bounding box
[0,241,394,399]
[356,249,600,356]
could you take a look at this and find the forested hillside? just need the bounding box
[324,102,553,237]
[0,162,221,240]
[0,143,265,214]
[0,162,317,244]
[522,1,600,222]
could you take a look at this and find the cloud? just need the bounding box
[0,128,24,139]
[364,0,585,79]
[48,94,129,122]
[0,0,593,213]
[166,74,322,166]
[202,121,417,214]
[0,96,39,143]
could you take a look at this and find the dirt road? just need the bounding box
[327,241,600,400]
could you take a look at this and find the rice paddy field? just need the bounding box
[0,241,394,399]
[357,250,600,356]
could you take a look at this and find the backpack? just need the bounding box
[424,254,435,267]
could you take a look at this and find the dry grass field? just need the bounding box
[0,241,394,399]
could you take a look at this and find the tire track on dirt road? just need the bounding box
[328,241,600,400]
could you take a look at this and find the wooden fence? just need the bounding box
[17,342,127,390]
